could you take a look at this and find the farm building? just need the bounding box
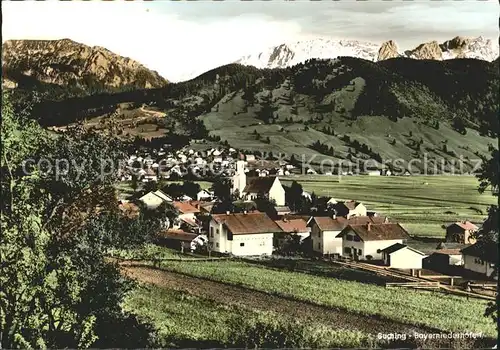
[336,222,410,260]
[274,218,310,249]
[445,221,478,244]
[309,215,390,256]
[332,200,367,218]
[209,212,282,256]
[461,241,498,280]
[138,190,173,209]
[381,243,426,269]
[157,229,199,251]
[171,201,201,233]
[423,242,468,270]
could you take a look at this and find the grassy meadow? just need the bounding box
[157,259,496,337]
[123,284,377,348]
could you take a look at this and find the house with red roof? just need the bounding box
[336,222,410,260]
[209,212,282,256]
[445,221,478,244]
[274,217,310,249]
[308,215,389,256]
[171,201,201,233]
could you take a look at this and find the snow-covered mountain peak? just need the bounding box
[235,36,498,70]
[235,38,379,69]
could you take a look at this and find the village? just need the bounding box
[117,148,498,301]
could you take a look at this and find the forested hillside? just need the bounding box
[7,56,498,170]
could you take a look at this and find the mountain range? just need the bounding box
[235,36,498,71]
[2,37,498,172]
[2,39,168,96]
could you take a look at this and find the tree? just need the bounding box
[211,177,231,202]
[131,174,139,193]
[285,181,305,212]
[1,94,156,348]
[182,180,201,199]
[475,145,499,327]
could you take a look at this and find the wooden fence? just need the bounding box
[386,281,441,289]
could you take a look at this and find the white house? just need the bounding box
[333,201,367,218]
[336,222,410,260]
[461,241,498,279]
[242,177,286,206]
[209,212,281,256]
[197,189,214,201]
[309,215,390,256]
[381,243,426,269]
[138,190,173,209]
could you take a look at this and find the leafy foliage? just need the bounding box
[0,93,157,348]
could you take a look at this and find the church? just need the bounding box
[232,160,286,206]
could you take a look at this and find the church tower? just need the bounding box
[232,160,247,197]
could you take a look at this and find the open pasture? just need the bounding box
[281,175,495,237]
[156,259,496,337]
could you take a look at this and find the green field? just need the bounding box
[281,175,495,237]
[124,284,377,348]
[157,259,496,337]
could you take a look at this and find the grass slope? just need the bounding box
[158,260,496,337]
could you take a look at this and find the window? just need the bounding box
[240,243,245,247]
[210,227,214,235]
[346,235,353,242]
[318,242,321,249]
[344,247,351,254]
[210,232,214,238]
[353,236,361,242]
[358,249,362,256]
[216,243,219,247]
[216,228,219,234]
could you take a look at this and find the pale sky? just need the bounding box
[2,0,498,82]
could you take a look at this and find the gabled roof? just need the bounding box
[158,229,198,241]
[380,243,407,254]
[274,218,308,233]
[337,200,363,210]
[172,201,200,214]
[436,242,470,250]
[338,223,410,241]
[431,249,463,256]
[212,212,282,235]
[153,190,173,202]
[243,176,277,193]
[381,243,426,256]
[461,240,498,263]
[310,216,388,232]
[275,206,291,213]
[449,221,479,231]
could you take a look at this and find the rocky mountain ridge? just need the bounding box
[2,39,168,94]
[236,36,498,70]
